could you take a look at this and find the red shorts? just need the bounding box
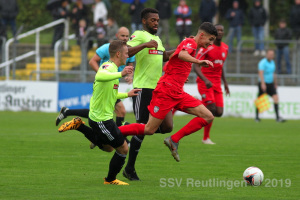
[197,82,224,107]
[148,82,202,120]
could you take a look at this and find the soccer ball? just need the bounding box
[243,167,264,186]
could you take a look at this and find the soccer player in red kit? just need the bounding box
[119,22,218,162]
[193,24,230,145]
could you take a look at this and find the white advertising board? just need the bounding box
[0,81,58,112]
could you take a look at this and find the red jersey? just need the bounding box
[196,42,228,86]
[158,38,197,92]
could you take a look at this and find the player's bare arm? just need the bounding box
[163,49,176,62]
[193,63,213,89]
[178,50,214,67]
[221,68,230,96]
[89,54,101,72]
[258,70,266,92]
[127,40,158,57]
[121,66,134,77]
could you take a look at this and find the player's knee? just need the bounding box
[117,143,128,155]
[160,125,173,133]
[144,127,155,135]
[103,146,114,152]
[215,111,223,117]
[205,113,214,123]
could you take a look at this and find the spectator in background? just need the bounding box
[51,0,70,49]
[174,0,192,42]
[225,0,244,53]
[156,0,172,48]
[129,0,144,33]
[0,0,18,37]
[198,0,216,23]
[94,18,107,47]
[76,18,93,50]
[249,0,267,56]
[290,0,300,39]
[71,0,88,32]
[93,0,108,25]
[274,19,292,74]
[106,17,119,42]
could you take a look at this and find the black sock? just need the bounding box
[106,151,127,182]
[274,103,279,119]
[125,135,144,172]
[116,117,125,126]
[77,124,97,144]
[256,108,259,119]
[65,109,89,118]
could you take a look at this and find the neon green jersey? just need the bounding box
[89,61,128,122]
[127,30,165,89]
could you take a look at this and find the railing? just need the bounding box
[0,18,69,81]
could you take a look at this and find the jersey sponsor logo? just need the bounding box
[149,50,163,55]
[102,64,109,69]
[154,106,159,113]
[214,59,223,65]
[113,84,119,89]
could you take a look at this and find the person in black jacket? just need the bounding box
[198,0,216,23]
[51,0,70,49]
[290,0,300,39]
[274,19,292,74]
[249,0,267,56]
[0,0,18,37]
[129,0,144,33]
[225,1,244,53]
[155,0,172,48]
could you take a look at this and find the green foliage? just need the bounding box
[17,0,52,31]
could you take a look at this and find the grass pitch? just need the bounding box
[0,111,299,200]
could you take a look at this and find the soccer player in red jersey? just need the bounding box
[193,24,230,145]
[119,22,218,162]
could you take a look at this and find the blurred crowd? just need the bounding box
[1,0,299,74]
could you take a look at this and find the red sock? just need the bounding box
[118,123,145,136]
[203,121,213,140]
[171,117,209,143]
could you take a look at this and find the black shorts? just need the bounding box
[132,88,154,123]
[88,118,125,149]
[115,99,121,105]
[258,82,277,97]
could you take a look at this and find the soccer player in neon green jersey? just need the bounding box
[58,40,141,185]
[122,8,175,181]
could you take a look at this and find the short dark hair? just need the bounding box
[141,8,159,20]
[109,40,127,57]
[199,22,218,37]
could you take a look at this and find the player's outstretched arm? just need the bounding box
[178,50,214,68]
[193,63,212,89]
[128,40,158,57]
[89,54,101,72]
[163,49,176,62]
[221,68,230,96]
[116,89,141,100]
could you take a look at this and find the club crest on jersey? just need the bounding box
[222,52,225,58]
[202,94,206,99]
[149,50,163,55]
[102,64,109,69]
[113,84,119,89]
[130,35,136,40]
[154,106,159,113]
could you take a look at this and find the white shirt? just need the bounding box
[93,1,107,25]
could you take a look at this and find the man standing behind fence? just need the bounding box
[256,49,285,123]
[274,19,292,74]
[249,0,267,57]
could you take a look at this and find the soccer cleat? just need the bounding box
[122,168,140,181]
[58,117,85,133]
[276,117,286,123]
[55,107,69,126]
[104,178,129,185]
[90,142,96,149]
[202,138,216,145]
[255,118,261,123]
[164,136,180,162]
